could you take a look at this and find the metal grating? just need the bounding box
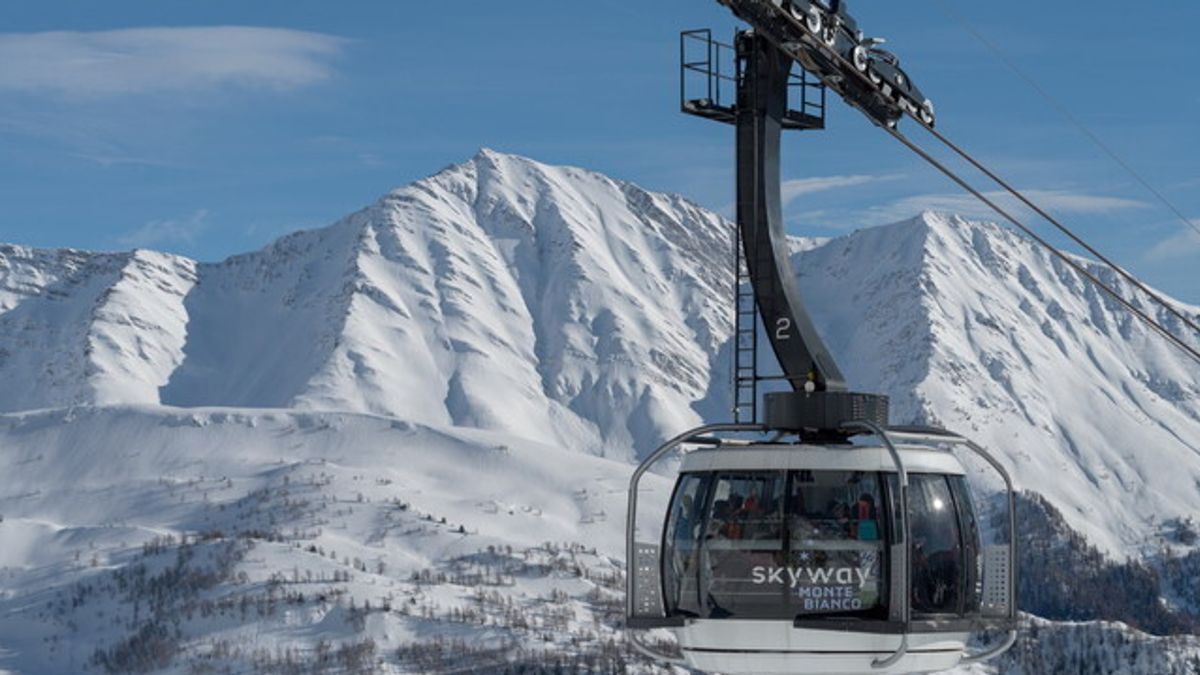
[680,29,825,131]
[632,542,665,617]
[981,544,1012,617]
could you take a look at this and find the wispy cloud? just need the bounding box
[1167,176,1200,191]
[780,173,903,207]
[1143,222,1200,262]
[0,27,345,97]
[118,210,208,249]
[1024,191,1149,214]
[69,152,182,169]
[841,189,1149,228]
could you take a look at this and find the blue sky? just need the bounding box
[1,0,1197,303]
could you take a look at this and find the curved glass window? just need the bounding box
[664,473,711,616]
[662,469,980,622]
[663,470,887,620]
[702,472,787,618]
[909,474,962,616]
[950,475,982,615]
[787,471,887,618]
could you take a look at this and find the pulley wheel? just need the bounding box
[852,46,869,72]
[823,24,837,47]
[805,6,822,35]
[920,99,936,125]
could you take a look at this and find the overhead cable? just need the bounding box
[931,0,1200,243]
[924,124,1200,340]
[884,126,1200,366]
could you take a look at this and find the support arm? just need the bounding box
[736,32,846,393]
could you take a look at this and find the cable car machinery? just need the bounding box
[625,2,1026,673]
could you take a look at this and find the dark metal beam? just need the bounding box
[735,31,846,393]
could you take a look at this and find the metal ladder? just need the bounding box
[732,227,758,424]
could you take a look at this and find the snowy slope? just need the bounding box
[0,246,195,410]
[793,212,1200,553]
[154,149,732,461]
[1,409,1197,674]
[0,405,667,673]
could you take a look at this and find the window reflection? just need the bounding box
[665,474,710,616]
[950,475,982,614]
[661,469,975,622]
[787,471,886,617]
[703,472,787,617]
[910,474,962,615]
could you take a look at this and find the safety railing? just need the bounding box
[681,29,825,130]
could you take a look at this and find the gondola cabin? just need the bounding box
[626,426,1017,675]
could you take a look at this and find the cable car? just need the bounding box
[626,422,1017,674]
[628,27,1018,675]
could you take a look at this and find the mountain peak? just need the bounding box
[460,147,554,178]
[1,154,1197,557]
[892,208,994,241]
[154,149,735,461]
[797,209,1200,554]
[472,146,517,164]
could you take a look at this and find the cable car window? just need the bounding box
[702,472,786,618]
[660,469,984,623]
[950,475,982,615]
[664,473,711,616]
[910,474,963,616]
[787,471,887,617]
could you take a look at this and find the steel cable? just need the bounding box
[929,0,1200,242]
[924,124,1200,341]
[884,126,1200,366]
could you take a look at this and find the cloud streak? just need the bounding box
[118,210,208,249]
[780,173,902,206]
[835,189,1150,228]
[0,27,345,97]
[1143,222,1200,262]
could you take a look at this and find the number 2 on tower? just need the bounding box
[776,317,792,341]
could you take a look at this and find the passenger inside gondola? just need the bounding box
[742,489,761,516]
[831,500,851,536]
[855,493,879,541]
[673,494,696,541]
[712,499,735,539]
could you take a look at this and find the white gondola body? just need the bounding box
[629,439,1015,675]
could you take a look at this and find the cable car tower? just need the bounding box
[625,11,1019,675]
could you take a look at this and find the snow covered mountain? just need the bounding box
[0,248,196,410]
[2,151,1195,551]
[159,148,736,464]
[0,149,731,462]
[1,150,1198,673]
[794,212,1200,554]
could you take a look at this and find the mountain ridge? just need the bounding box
[795,209,1200,551]
[2,150,1200,673]
[1,151,1198,556]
